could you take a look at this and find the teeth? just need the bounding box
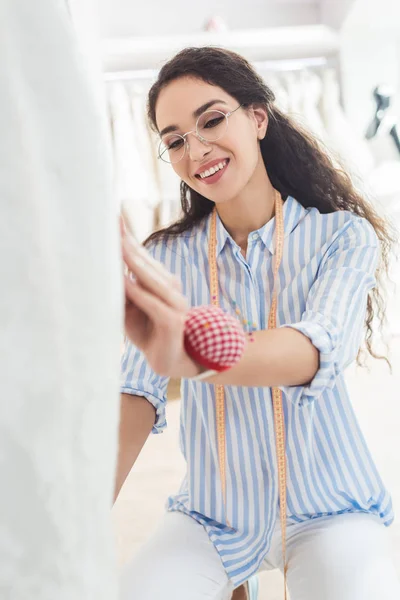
[199,161,227,179]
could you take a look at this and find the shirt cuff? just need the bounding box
[120,387,167,434]
[280,311,341,406]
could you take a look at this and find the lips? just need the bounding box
[194,158,230,179]
[194,159,230,186]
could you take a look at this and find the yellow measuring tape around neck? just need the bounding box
[209,190,288,599]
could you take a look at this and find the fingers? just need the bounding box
[119,211,182,293]
[119,215,127,238]
[124,275,186,327]
[125,236,179,287]
[123,238,187,312]
[120,207,135,238]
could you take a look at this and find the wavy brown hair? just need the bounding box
[146,46,397,365]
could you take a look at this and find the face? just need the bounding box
[155,77,268,205]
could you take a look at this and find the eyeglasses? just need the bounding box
[158,105,242,164]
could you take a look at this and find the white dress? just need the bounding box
[320,68,375,180]
[0,2,121,599]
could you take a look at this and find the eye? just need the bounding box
[164,136,185,150]
[204,116,225,129]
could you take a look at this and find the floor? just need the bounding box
[113,331,400,598]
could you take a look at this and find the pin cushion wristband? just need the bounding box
[183,305,246,379]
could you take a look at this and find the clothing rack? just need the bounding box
[102,24,340,76]
[104,56,331,83]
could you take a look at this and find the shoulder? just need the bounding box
[327,212,378,252]
[313,211,380,276]
[301,204,379,250]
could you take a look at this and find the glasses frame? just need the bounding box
[158,104,243,164]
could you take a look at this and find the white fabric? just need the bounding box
[283,71,303,117]
[155,140,182,227]
[267,74,290,113]
[130,87,160,212]
[120,511,400,600]
[320,69,375,179]
[299,69,327,141]
[0,1,121,599]
[108,83,156,242]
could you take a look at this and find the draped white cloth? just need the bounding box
[0,1,121,598]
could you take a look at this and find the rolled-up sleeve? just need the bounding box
[119,237,188,432]
[280,217,379,406]
[120,339,169,433]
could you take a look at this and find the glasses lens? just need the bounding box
[196,110,228,142]
[158,134,186,163]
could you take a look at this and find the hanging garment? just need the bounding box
[108,82,157,242]
[150,126,182,228]
[130,86,160,236]
[0,2,121,599]
[320,69,375,180]
[284,71,303,117]
[266,73,290,113]
[298,69,327,141]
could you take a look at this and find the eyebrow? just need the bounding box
[159,99,228,137]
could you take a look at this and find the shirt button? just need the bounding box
[251,233,258,241]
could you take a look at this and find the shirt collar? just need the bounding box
[209,196,307,256]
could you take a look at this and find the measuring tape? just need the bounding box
[209,190,288,598]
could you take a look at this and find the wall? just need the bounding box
[320,0,354,29]
[97,0,319,38]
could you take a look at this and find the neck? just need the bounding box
[216,162,276,252]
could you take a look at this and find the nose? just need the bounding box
[187,132,212,161]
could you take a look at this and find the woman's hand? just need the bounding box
[121,223,200,379]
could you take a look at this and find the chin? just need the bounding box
[197,183,243,206]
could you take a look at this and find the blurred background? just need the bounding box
[73,1,400,596]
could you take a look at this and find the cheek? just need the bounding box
[172,162,187,180]
[225,124,256,159]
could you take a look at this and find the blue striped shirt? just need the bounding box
[121,196,393,587]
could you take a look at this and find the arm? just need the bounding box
[207,219,379,392]
[114,227,185,502]
[204,328,318,387]
[114,393,155,502]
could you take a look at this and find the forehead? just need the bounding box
[155,76,234,132]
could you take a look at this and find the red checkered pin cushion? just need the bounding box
[184,305,246,372]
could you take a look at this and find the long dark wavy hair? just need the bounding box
[146,46,396,365]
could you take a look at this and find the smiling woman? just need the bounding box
[152,76,271,228]
[118,46,399,600]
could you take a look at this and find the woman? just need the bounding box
[118,47,399,600]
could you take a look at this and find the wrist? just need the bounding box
[190,364,219,382]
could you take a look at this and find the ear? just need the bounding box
[250,105,268,140]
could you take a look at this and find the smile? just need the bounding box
[195,160,230,185]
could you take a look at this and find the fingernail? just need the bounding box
[125,272,137,284]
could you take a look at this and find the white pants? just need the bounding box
[120,511,400,600]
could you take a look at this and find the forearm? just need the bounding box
[206,327,319,387]
[113,393,155,502]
